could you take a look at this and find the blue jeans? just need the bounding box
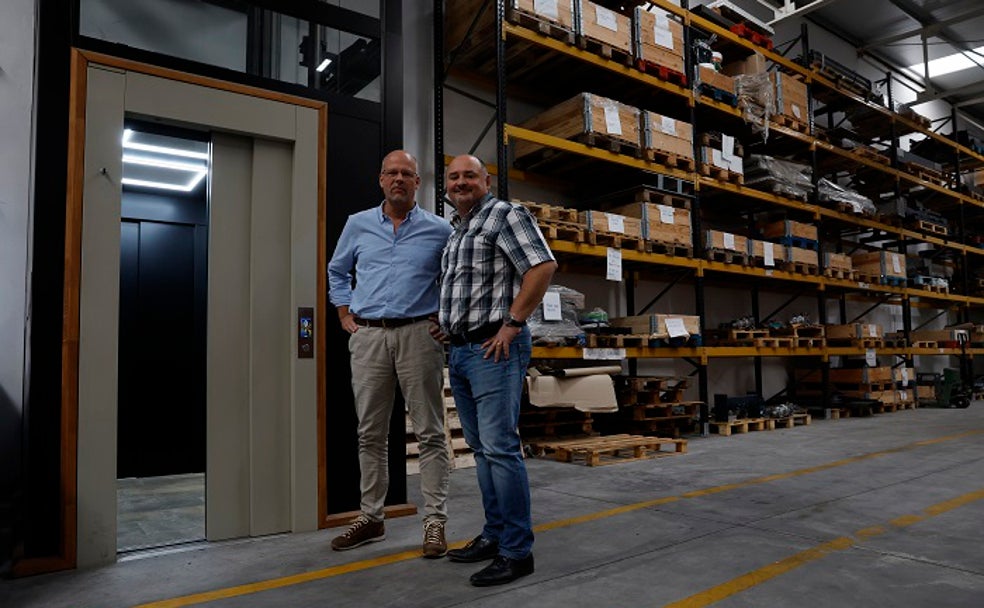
[448,327,533,559]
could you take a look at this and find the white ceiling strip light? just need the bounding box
[121,129,209,192]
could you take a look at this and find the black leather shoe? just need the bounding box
[470,554,534,586]
[447,535,499,563]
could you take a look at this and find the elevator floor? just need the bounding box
[117,473,205,553]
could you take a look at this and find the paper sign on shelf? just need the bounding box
[654,12,674,49]
[660,115,677,136]
[583,348,626,361]
[865,349,877,367]
[533,0,559,20]
[764,242,775,267]
[658,204,675,224]
[664,317,689,338]
[606,247,622,281]
[722,134,735,159]
[724,232,736,250]
[595,5,619,31]
[542,291,563,321]
[606,213,625,233]
[603,105,622,135]
[891,255,901,274]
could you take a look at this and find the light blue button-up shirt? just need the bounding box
[328,202,452,319]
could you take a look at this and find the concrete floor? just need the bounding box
[117,473,205,553]
[3,404,984,607]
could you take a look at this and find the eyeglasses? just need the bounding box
[381,169,417,179]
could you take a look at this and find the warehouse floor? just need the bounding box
[5,404,984,608]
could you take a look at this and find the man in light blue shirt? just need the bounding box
[327,150,453,558]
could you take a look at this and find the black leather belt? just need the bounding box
[448,322,501,346]
[355,314,431,328]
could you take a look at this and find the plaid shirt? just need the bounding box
[439,194,555,335]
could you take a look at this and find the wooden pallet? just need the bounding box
[772,413,812,428]
[526,433,687,466]
[538,220,586,242]
[783,261,820,276]
[824,267,858,281]
[729,21,773,50]
[852,146,891,165]
[825,338,886,348]
[519,406,594,439]
[771,113,809,134]
[507,7,575,45]
[700,163,744,184]
[646,241,693,257]
[911,219,948,236]
[644,147,696,171]
[585,333,653,348]
[586,229,646,251]
[635,59,687,85]
[575,131,641,158]
[517,200,580,223]
[622,401,701,422]
[706,248,749,265]
[753,337,794,348]
[576,36,634,67]
[710,417,774,436]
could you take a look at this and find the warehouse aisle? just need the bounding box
[4,404,984,608]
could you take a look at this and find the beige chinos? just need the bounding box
[348,319,449,522]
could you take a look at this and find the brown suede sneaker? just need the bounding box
[422,519,447,558]
[330,515,385,551]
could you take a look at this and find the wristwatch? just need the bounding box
[504,314,527,328]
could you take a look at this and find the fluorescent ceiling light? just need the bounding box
[121,176,205,192]
[909,46,984,78]
[121,128,209,192]
[122,154,207,173]
[316,58,333,72]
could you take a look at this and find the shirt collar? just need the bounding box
[450,193,493,228]
[376,201,417,224]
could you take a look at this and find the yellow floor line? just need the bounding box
[663,486,984,608]
[133,429,984,608]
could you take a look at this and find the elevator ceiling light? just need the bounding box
[121,129,209,192]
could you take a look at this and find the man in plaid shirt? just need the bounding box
[439,154,556,586]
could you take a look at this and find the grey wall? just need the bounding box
[0,0,37,572]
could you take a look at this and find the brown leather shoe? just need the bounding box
[422,520,447,558]
[330,515,385,551]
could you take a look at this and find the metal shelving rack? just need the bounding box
[435,0,984,428]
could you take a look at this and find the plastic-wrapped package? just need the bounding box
[528,285,585,345]
[817,178,877,216]
[743,154,813,200]
[735,72,774,141]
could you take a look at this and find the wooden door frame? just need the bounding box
[24,48,328,574]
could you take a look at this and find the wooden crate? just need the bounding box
[787,245,818,266]
[851,251,906,280]
[829,366,893,384]
[705,229,748,253]
[446,0,575,56]
[578,209,644,238]
[578,0,632,53]
[605,201,692,245]
[825,323,884,340]
[609,314,701,338]
[748,239,787,265]
[761,219,818,241]
[773,72,808,122]
[698,65,736,94]
[910,329,970,344]
[633,6,685,73]
[514,92,641,159]
[641,111,694,159]
[700,146,743,175]
[824,252,853,272]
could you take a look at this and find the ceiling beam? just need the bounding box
[859,6,984,51]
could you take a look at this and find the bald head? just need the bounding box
[445,154,491,214]
[379,149,420,210]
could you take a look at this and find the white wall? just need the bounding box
[0,0,36,437]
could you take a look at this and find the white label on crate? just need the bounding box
[792,104,802,120]
[865,349,877,367]
[595,5,619,31]
[764,242,775,267]
[583,348,626,361]
[723,232,736,250]
[891,254,902,274]
[658,204,675,224]
[665,316,689,338]
[654,12,674,49]
[866,324,878,337]
[728,155,743,173]
[660,115,677,136]
[534,0,559,20]
[722,134,736,159]
[859,281,870,289]
[606,247,622,281]
[603,105,623,135]
[606,213,625,233]
[542,291,563,321]
[901,368,909,383]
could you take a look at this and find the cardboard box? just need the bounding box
[633,6,685,73]
[578,1,632,53]
[698,65,735,94]
[722,52,768,76]
[526,373,618,412]
[773,72,808,122]
[641,111,694,159]
[578,209,644,237]
[514,93,641,159]
[825,323,884,340]
[604,201,692,244]
[705,229,748,253]
[761,219,818,241]
[851,251,906,279]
